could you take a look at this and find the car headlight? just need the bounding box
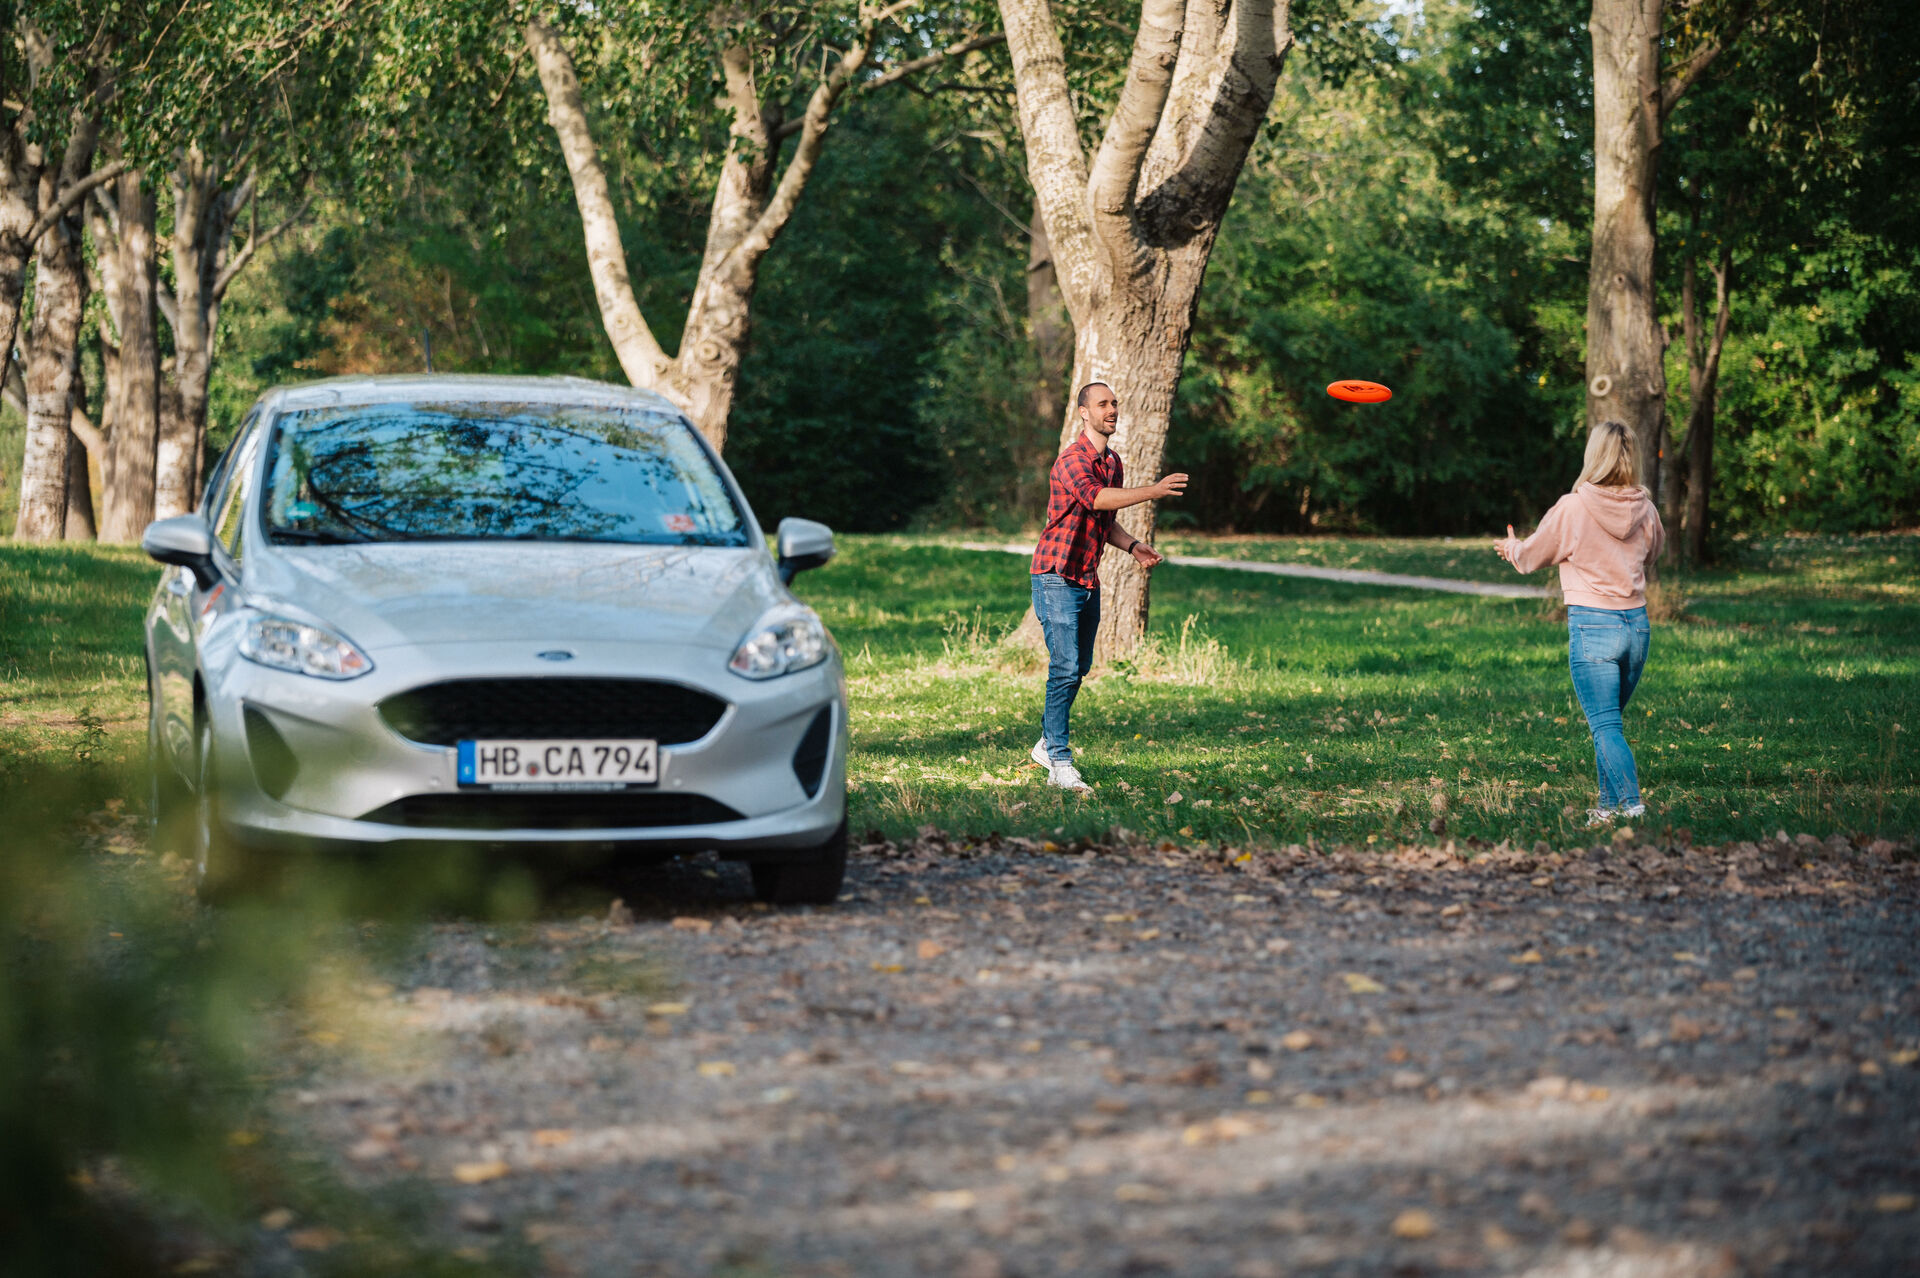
[240,614,374,679]
[729,604,829,679]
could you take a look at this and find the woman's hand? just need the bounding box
[1492,524,1522,565]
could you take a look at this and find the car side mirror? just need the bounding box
[775,517,835,585]
[142,515,220,590]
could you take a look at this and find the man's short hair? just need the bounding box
[1076,381,1113,408]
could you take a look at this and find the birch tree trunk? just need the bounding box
[1000,0,1294,658]
[525,15,1001,451]
[12,114,98,541]
[100,170,160,541]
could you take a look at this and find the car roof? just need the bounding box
[261,374,685,416]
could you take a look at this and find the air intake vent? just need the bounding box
[379,678,727,747]
[357,791,744,831]
[243,706,298,799]
[791,706,833,798]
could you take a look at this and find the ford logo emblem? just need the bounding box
[536,650,574,662]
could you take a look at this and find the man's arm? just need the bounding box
[1106,520,1164,567]
[1091,474,1187,510]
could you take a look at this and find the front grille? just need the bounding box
[792,706,832,798]
[357,791,744,831]
[378,678,728,747]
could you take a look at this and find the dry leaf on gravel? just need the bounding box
[452,1159,510,1185]
[696,1060,736,1077]
[1391,1208,1436,1239]
[1343,973,1386,994]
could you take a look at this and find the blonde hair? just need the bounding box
[1576,420,1641,490]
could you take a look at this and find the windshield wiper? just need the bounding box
[269,528,375,545]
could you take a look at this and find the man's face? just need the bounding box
[1079,384,1118,436]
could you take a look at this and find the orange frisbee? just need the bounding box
[1327,379,1393,403]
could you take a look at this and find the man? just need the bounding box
[1029,381,1188,790]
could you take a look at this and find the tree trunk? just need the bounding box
[1585,0,1667,482]
[526,15,1000,451]
[1682,241,1732,563]
[1027,210,1072,457]
[64,364,96,540]
[100,171,159,541]
[154,149,232,520]
[999,0,1291,658]
[12,127,97,541]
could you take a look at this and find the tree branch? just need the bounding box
[25,158,129,244]
[213,189,313,298]
[524,16,669,387]
[770,31,1008,141]
[1087,0,1185,271]
[997,0,1104,325]
[1660,1,1755,118]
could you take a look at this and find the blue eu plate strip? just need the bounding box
[457,740,476,784]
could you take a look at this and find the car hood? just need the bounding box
[242,543,787,652]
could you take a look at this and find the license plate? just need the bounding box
[457,739,658,788]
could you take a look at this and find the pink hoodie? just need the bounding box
[1510,483,1667,609]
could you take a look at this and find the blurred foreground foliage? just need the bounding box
[0,755,533,1277]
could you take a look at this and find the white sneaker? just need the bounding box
[1619,802,1646,819]
[1047,761,1091,792]
[1031,738,1053,769]
[1585,808,1616,828]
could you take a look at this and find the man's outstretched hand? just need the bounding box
[1130,541,1165,568]
[1153,473,1189,500]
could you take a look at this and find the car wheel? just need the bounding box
[191,715,257,903]
[749,816,848,906]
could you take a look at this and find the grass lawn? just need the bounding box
[3,534,1914,850]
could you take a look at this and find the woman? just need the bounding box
[1496,421,1666,826]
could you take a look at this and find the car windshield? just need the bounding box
[261,401,749,547]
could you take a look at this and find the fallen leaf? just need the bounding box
[1342,972,1386,994]
[532,1129,574,1147]
[1487,975,1523,995]
[644,1001,689,1017]
[1439,903,1465,917]
[287,1227,345,1252]
[1511,950,1543,965]
[670,917,713,933]
[1164,792,1183,804]
[1281,1030,1315,1051]
[925,1190,977,1211]
[1391,1208,1436,1239]
[695,1060,736,1077]
[917,939,947,960]
[452,1159,510,1185]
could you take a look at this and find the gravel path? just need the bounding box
[290,832,1920,1277]
[954,541,1551,599]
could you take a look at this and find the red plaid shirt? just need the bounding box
[1032,432,1122,587]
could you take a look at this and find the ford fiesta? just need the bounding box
[141,375,848,903]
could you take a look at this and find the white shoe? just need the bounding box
[1031,738,1053,769]
[1619,803,1646,819]
[1585,808,1616,828]
[1047,761,1091,792]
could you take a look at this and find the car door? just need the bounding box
[150,411,258,777]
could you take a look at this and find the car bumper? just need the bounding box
[202,639,846,857]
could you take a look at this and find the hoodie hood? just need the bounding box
[241,542,786,653]
[1574,482,1653,542]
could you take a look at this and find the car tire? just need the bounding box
[191,715,259,903]
[749,816,848,906]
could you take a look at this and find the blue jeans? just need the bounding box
[1567,605,1651,810]
[1032,573,1098,763]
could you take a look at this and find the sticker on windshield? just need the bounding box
[662,513,696,534]
[288,500,321,520]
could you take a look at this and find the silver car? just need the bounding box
[141,375,848,903]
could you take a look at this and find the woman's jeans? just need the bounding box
[1567,605,1651,810]
[1032,573,1098,763]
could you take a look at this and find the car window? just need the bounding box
[260,401,750,547]
[212,429,261,562]
[197,407,260,518]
